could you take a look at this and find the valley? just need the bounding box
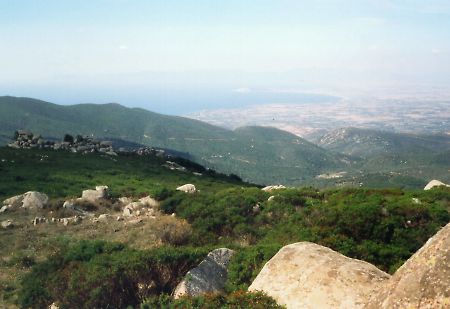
[187,98,450,139]
[1,96,449,189]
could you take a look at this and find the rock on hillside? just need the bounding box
[248,242,390,309]
[3,191,48,210]
[261,185,286,192]
[366,222,450,309]
[81,186,109,202]
[173,248,235,299]
[424,179,450,190]
[176,184,197,194]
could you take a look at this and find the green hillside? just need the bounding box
[317,127,450,158]
[315,127,450,187]
[0,147,449,308]
[0,96,346,186]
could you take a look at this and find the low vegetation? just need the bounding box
[0,147,449,308]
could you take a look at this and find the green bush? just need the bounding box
[19,240,210,309]
[225,245,281,292]
[140,291,284,308]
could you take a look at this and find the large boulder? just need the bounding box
[424,179,450,190]
[366,222,450,308]
[173,248,235,299]
[81,185,109,202]
[2,191,48,209]
[176,184,197,194]
[22,191,48,209]
[248,242,390,309]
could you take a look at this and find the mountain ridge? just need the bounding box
[0,96,345,186]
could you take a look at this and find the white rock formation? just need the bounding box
[2,191,48,209]
[176,184,197,194]
[424,180,450,190]
[261,185,286,192]
[81,185,109,202]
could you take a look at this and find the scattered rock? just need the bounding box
[252,203,261,214]
[1,219,13,229]
[366,222,450,308]
[118,197,133,206]
[176,184,197,194]
[261,185,286,192]
[123,206,133,217]
[139,196,159,208]
[424,179,450,190]
[98,214,109,221]
[411,197,421,204]
[0,205,8,213]
[63,200,75,209]
[248,242,390,309]
[267,196,275,202]
[63,218,69,226]
[3,194,24,208]
[49,302,59,309]
[173,248,235,299]
[33,217,46,226]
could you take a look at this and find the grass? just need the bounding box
[0,147,248,201]
[0,147,449,308]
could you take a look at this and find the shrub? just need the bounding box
[140,291,284,308]
[18,240,209,309]
[63,134,74,144]
[8,252,36,269]
[226,244,281,292]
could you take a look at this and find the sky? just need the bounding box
[1,0,450,114]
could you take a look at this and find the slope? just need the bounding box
[0,96,346,185]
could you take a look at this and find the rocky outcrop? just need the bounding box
[261,185,286,192]
[176,184,197,194]
[81,186,109,202]
[22,192,49,209]
[366,222,450,309]
[248,242,390,309]
[2,191,48,210]
[8,131,117,155]
[173,248,235,299]
[122,196,159,217]
[138,196,159,208]
[7,130,171,159]
[424,179,450,190]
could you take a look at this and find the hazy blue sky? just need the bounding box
[1,0,450,113]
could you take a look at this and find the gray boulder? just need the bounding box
[173,248,235,299]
